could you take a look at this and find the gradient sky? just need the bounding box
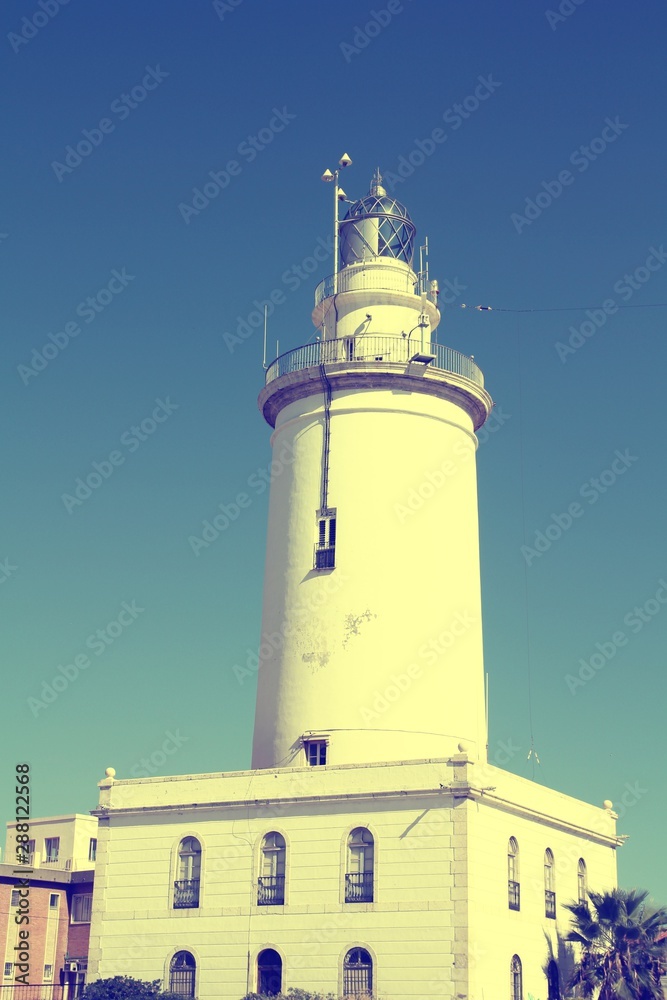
[2,0,666,904]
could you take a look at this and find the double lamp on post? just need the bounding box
[321,153,352,296]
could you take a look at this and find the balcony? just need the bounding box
[508,880,520,911]
[257,875,285,905]
[265,335,483,387]
[345,872,373,903]
[173,879,200,908]
[545,890,557,919]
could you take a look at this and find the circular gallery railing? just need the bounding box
[265,335,484,386]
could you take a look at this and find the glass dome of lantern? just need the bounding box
[339,168,416,268]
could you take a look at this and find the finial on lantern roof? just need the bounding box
[370,166,386,197]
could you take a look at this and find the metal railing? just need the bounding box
[265,335,483,387]
[508,880,520,910]
[345,872,374,903]
[173,879,200,908]
[545,889,557,919]
[257,875,285,905]
[0,986,65,1000]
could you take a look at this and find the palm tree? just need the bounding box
[564,887,667,1000]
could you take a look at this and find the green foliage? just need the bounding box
[564,887,667,1000]
[82,978,164,1000]
[239,990,337,1000]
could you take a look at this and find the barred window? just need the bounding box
[510,955,522,1000]
[10,890,20,907]
[169,951,196,999]
[3,964,12,979]
[71,894,92,923]
[257,949,282,996]
[547,960,560,1000]
[344,948,372,997]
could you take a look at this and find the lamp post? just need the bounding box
[321,153,352,301]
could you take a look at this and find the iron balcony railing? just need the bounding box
[345,872,374,903]
[173,879,200,908]
[257,875,285,905]
[0,987,66,1000]
[545,889,557,919]
[265,335,483,387]
[508,880,520,911]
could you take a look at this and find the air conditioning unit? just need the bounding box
[68,964,78,973]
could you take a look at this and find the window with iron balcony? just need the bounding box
[174,837,201,909]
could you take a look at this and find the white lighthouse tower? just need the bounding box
[89,160,621,1000]
[252,164,494,770]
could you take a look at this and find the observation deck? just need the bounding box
[258,334,493,430]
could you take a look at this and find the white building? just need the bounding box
[88,164,622,1000]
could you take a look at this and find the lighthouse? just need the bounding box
[252,163,494,770]
[90,158,621,1000]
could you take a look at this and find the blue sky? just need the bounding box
[2,0,666,904]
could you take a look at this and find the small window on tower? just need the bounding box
[304,739,328,766]
[314,509,337,570]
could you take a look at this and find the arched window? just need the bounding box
[547,959,560,1000]
[174,838,201,908]
[544,849,556,918]
[344,948,372,997]
[510,955,522,1000]
[258,833,285,905]
[507,838,520,910]
[577,858,587,904]
[169,951,196,998]
[346,828,374,902]
[257,949,282,996]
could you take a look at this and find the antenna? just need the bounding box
[262,304,268,370]
[418,236,429,293]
